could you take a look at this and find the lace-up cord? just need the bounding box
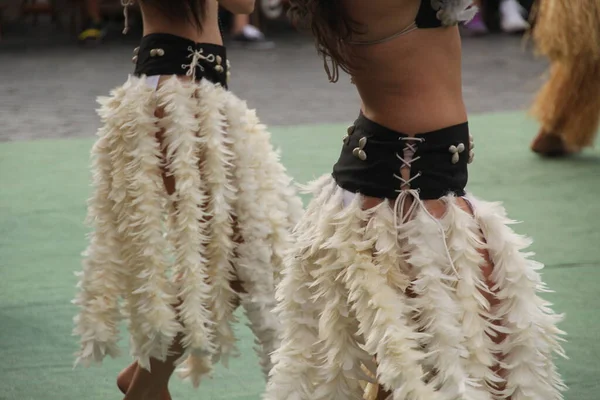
[181,47,216,80]
[393,137,422,190]
[391,137,460,278]
[121,0,134,35]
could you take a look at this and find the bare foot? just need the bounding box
[117,362,172,400]
[530,129,577,157]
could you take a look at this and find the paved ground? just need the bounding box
[0,19,548,142]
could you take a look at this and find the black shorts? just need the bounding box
[333,113,471,200]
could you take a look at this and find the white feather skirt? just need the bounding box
[72,75,304,387]
[264,175,566,400]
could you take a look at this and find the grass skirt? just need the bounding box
[530,0,600,148]
[264,175,566,400]
[72,76,304,387]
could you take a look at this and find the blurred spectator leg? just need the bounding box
[463,1,489,36]
[20,0,59,27]
[230,12,275,50]
[77,0,105,43]
[499,0,529,33]
[0,4,4,40]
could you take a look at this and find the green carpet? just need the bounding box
[1,111,599,400]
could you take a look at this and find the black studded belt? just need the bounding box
[132,33,229,88]
[332,113,474,200]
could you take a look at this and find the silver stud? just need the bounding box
[131,55,138,64]
[457,143,465,152]
[156,48,165,56]
[343,135,348,143]
[468,150,475,164]
[358,137,367,148]
[150,49,157,57]
[347,125,355,135]
[133,46,140,55]
[216,55,222,64]
[215,65,224,73]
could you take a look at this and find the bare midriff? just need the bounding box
[353,27,469,215]
[139,0,223,44]
[344,0,467,135]
[342,0,469,215]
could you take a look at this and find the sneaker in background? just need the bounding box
[78,20,106,43]
[500,0,530,34]
[231,24,275,50]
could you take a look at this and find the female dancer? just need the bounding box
[529,0,600,156]
[72,1,303,399]
[265,1,566,399]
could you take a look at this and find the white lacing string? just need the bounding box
[181,46,215,80]
[121,0,134,35]
[392,137,423,190]
[392,137,460,278]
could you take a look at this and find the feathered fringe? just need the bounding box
[308,189,374,400]
[263,176,337,400]
[340,199,436,400]
[154,77,216,385]
[109,78,180,370]
[468,196,567,400]
[400,199,481,400]
[223,92,304,379]
[443,200,502,398]
[73,133,126,366]
[73,75,303,387]
[269,175,566,400]
[530,61,600,150]
[196,79,239,370]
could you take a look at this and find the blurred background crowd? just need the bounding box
[0,0,537,47]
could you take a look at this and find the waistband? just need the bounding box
[332,113,474,200]
[132,33,229,88]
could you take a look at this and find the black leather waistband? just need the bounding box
[332,114,473,200]
[132,33,228,88]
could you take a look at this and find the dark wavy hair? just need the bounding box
[141,0,207,28]
[288,0,362,82]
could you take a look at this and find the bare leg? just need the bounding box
[117,273,245,399]
[117,364,171,400]
[231,14,250,35]
[123,337,183,400]
[229,13,273,49]
[78,0,104,42]
[85,0,101,24]
[116,362,136,394]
